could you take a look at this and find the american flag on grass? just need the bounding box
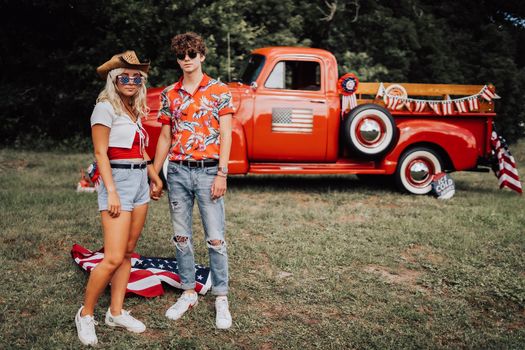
[272,107,313,133]
[490,127,522,194]
[71,244,211,297]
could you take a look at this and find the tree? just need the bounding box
[0,0,523,146]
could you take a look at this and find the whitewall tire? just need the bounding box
[395,147,443,195]
[344,104,397,159]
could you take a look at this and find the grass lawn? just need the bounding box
[1,143,524,349]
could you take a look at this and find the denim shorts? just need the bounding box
[97,160,150,212]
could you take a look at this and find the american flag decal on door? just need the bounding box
[272,108,313,133]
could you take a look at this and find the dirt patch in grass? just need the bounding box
[260,343,274,350]
[337,214,367,223]
[364,264,427,292]
[401,244,444,265]
[141,328,165,340]
[363,195,402,209]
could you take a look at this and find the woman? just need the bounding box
[75,51,163,346]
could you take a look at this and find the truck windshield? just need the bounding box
[239,54,265,85]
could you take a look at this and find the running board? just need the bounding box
[248,161,385,175]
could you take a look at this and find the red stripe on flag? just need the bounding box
[491,130,522,194]
[126,284,164,298]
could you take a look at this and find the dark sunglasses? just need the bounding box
[116,75,143,85]
[176,51,198,60]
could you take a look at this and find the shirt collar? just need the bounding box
[173,73,211,92]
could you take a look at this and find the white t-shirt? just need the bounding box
[90,101,145,149]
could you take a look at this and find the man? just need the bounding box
[153,32,234,329]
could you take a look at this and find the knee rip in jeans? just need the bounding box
[207,240,227,255]
[170,201,179,211]
[173,235,191,252]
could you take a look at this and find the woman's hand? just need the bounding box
[107,190,121,217]
[150,175,163,200]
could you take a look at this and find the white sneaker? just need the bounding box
[105,308,146,333]
[165,292,198,320]
[75,306,98,346]
[215,296,232,329]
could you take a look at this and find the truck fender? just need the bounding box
[230,117,249,174]
[381,119,479,174]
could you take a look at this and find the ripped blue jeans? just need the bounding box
[166,161,228,296]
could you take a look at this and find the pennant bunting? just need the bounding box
[389,96,402,110]
[375,82,385,99]
[481,86,500,101]
[414,100,427,113]
[428,101,442,115]
[455,100,467,113]
[372,83,499,115]
[468,97,479,111]
[442,100,454,115]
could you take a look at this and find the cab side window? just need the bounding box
[265,60,321,91]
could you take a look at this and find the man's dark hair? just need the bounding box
[171,32,207,56]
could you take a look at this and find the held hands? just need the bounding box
[211,173,227,200]
[150,175,164,200]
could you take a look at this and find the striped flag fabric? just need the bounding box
[386,96,401,110]
[272,108,313,133]
[428,101,442,115]
[490,129,522,194]
[404,100,413,112]
[341,95,358,116]
[414,100,427,113]
[71,244,211,297]
[468,97,479,111]
[455,100,467,113]
[442,101,454,115]
[375,82,385,99]
[481,85,496,101]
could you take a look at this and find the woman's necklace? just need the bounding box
[122,101,137,123]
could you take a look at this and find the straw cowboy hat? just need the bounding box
[96,50,150,79]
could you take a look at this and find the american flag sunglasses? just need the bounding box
[116,75,143,85]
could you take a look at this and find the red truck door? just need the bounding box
[251,58,329,161]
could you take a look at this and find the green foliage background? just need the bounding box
[1,0,525,145]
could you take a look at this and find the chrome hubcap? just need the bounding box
[409,161,430,183]
[358,119,381,144]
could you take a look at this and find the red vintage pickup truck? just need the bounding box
[142,47,498,195]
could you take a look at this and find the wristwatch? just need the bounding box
[219,166,228,175]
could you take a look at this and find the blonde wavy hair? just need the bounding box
[96,68,150,118]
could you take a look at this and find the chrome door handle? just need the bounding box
[310,99,325,104]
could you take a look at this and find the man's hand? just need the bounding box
[150,175,164,200]
[211,175,227,200]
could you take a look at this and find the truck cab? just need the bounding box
[228,47,340,163]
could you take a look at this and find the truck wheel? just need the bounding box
[395,147,442,195]
[344,104,397,159]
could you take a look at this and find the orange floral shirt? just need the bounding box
[158,74,234,161]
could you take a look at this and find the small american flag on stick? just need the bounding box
[71,244,211,297]
[490,127,522,194]
[272,108,313,133]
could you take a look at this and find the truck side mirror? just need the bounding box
[250,82,258,91]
